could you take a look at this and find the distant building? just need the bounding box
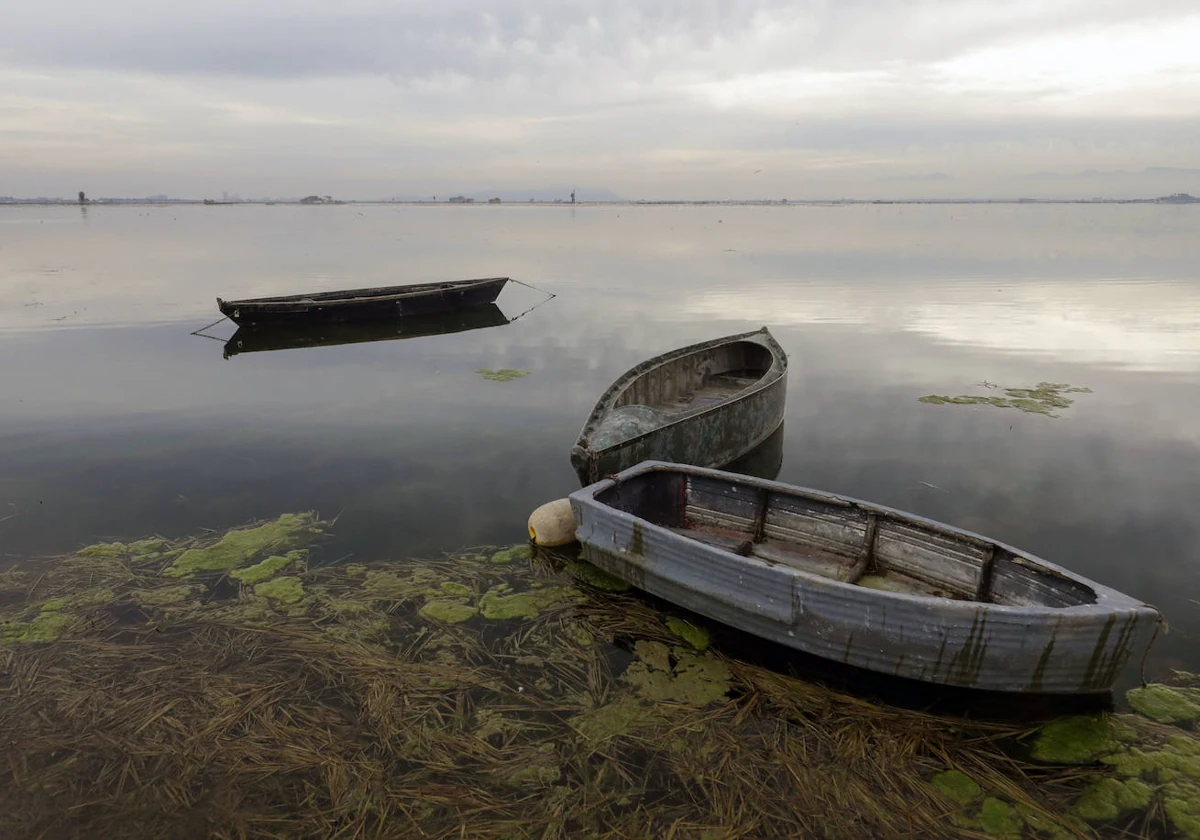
[448,196,474,203]
[488,197,501,204]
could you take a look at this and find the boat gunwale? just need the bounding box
[572,327,788,458]
[571,460,1152,615]
[217,276,510,309]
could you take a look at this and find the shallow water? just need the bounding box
[2,201,1199,696]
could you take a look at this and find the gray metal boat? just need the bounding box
[570,328,787,486]
[570,461,1161,694]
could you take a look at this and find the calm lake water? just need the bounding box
[2,201,1199,695]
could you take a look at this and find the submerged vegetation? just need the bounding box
[920,382,1093,417]
[1029,684,1200,836]
[1,514,1196,838]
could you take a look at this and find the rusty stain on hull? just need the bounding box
[1082,611,1141,692]
[1028,620,1061,693]
[946,610,989,686]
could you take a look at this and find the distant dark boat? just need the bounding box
[571,461,1162,694]
[570,327,788,485]
[222,304,510,358]
[217,277,509,326]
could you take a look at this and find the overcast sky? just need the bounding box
[2,0,1199,200]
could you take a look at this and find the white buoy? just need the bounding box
[528,498,576,547]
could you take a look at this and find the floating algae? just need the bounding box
[568,559,631,592]
[4,523,1197,839]
[476,368,531,382]
[1074,776,1153,821]
[437,581,472,597]
[253,576,304,604]
[77,538,165,559]
[419,600,478,623]
[1030,714,1123,763]
[569,696,658,745]
[1100,735,1200,838]
[231,550,307,585]
[417,580,479,624]
[163,512,323,577]
[489,544,531,564]
[360,567,445,599]
[933,769,982,805]
[932,768,1082,839]
[478,582,582,619]
[1126,683,1200,723]
[3,610,75,643]
[0,569,28,590]
[920,382,1092,418]
[1026,674,1200,839]
[3,586,116,643]
[666,616,711,651]
[622,640,732,704]
[40,587,115,613]
[965,798,1023,839]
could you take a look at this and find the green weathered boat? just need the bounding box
[570,327,788,485]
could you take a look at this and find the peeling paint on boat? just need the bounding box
[570,461,1161,694]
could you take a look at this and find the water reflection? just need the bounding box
[723,421,784,481]
[221,303,511,358]
[682,278,1200,371]
[0,202,1198,699]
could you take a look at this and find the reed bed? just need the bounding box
[0,516,1190,839]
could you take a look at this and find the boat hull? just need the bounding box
[217,277,508,325]
[570,328,788,485]
[570,462,1161,694]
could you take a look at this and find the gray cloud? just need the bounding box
[5,0,1195,81]
[2,0,1198,198]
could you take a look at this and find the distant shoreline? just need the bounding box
[2,196,1197,207]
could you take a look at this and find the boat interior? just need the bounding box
[614,340,772,418]
[595,470,1097,608]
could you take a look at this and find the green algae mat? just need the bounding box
[1,514,1197,839]
[920,382,1093,418]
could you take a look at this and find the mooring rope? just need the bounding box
[1139,610,1168,688]
[507,277,557,302]
[190,315,231,339]
[502,279,557,323]
[506,295,556,323]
